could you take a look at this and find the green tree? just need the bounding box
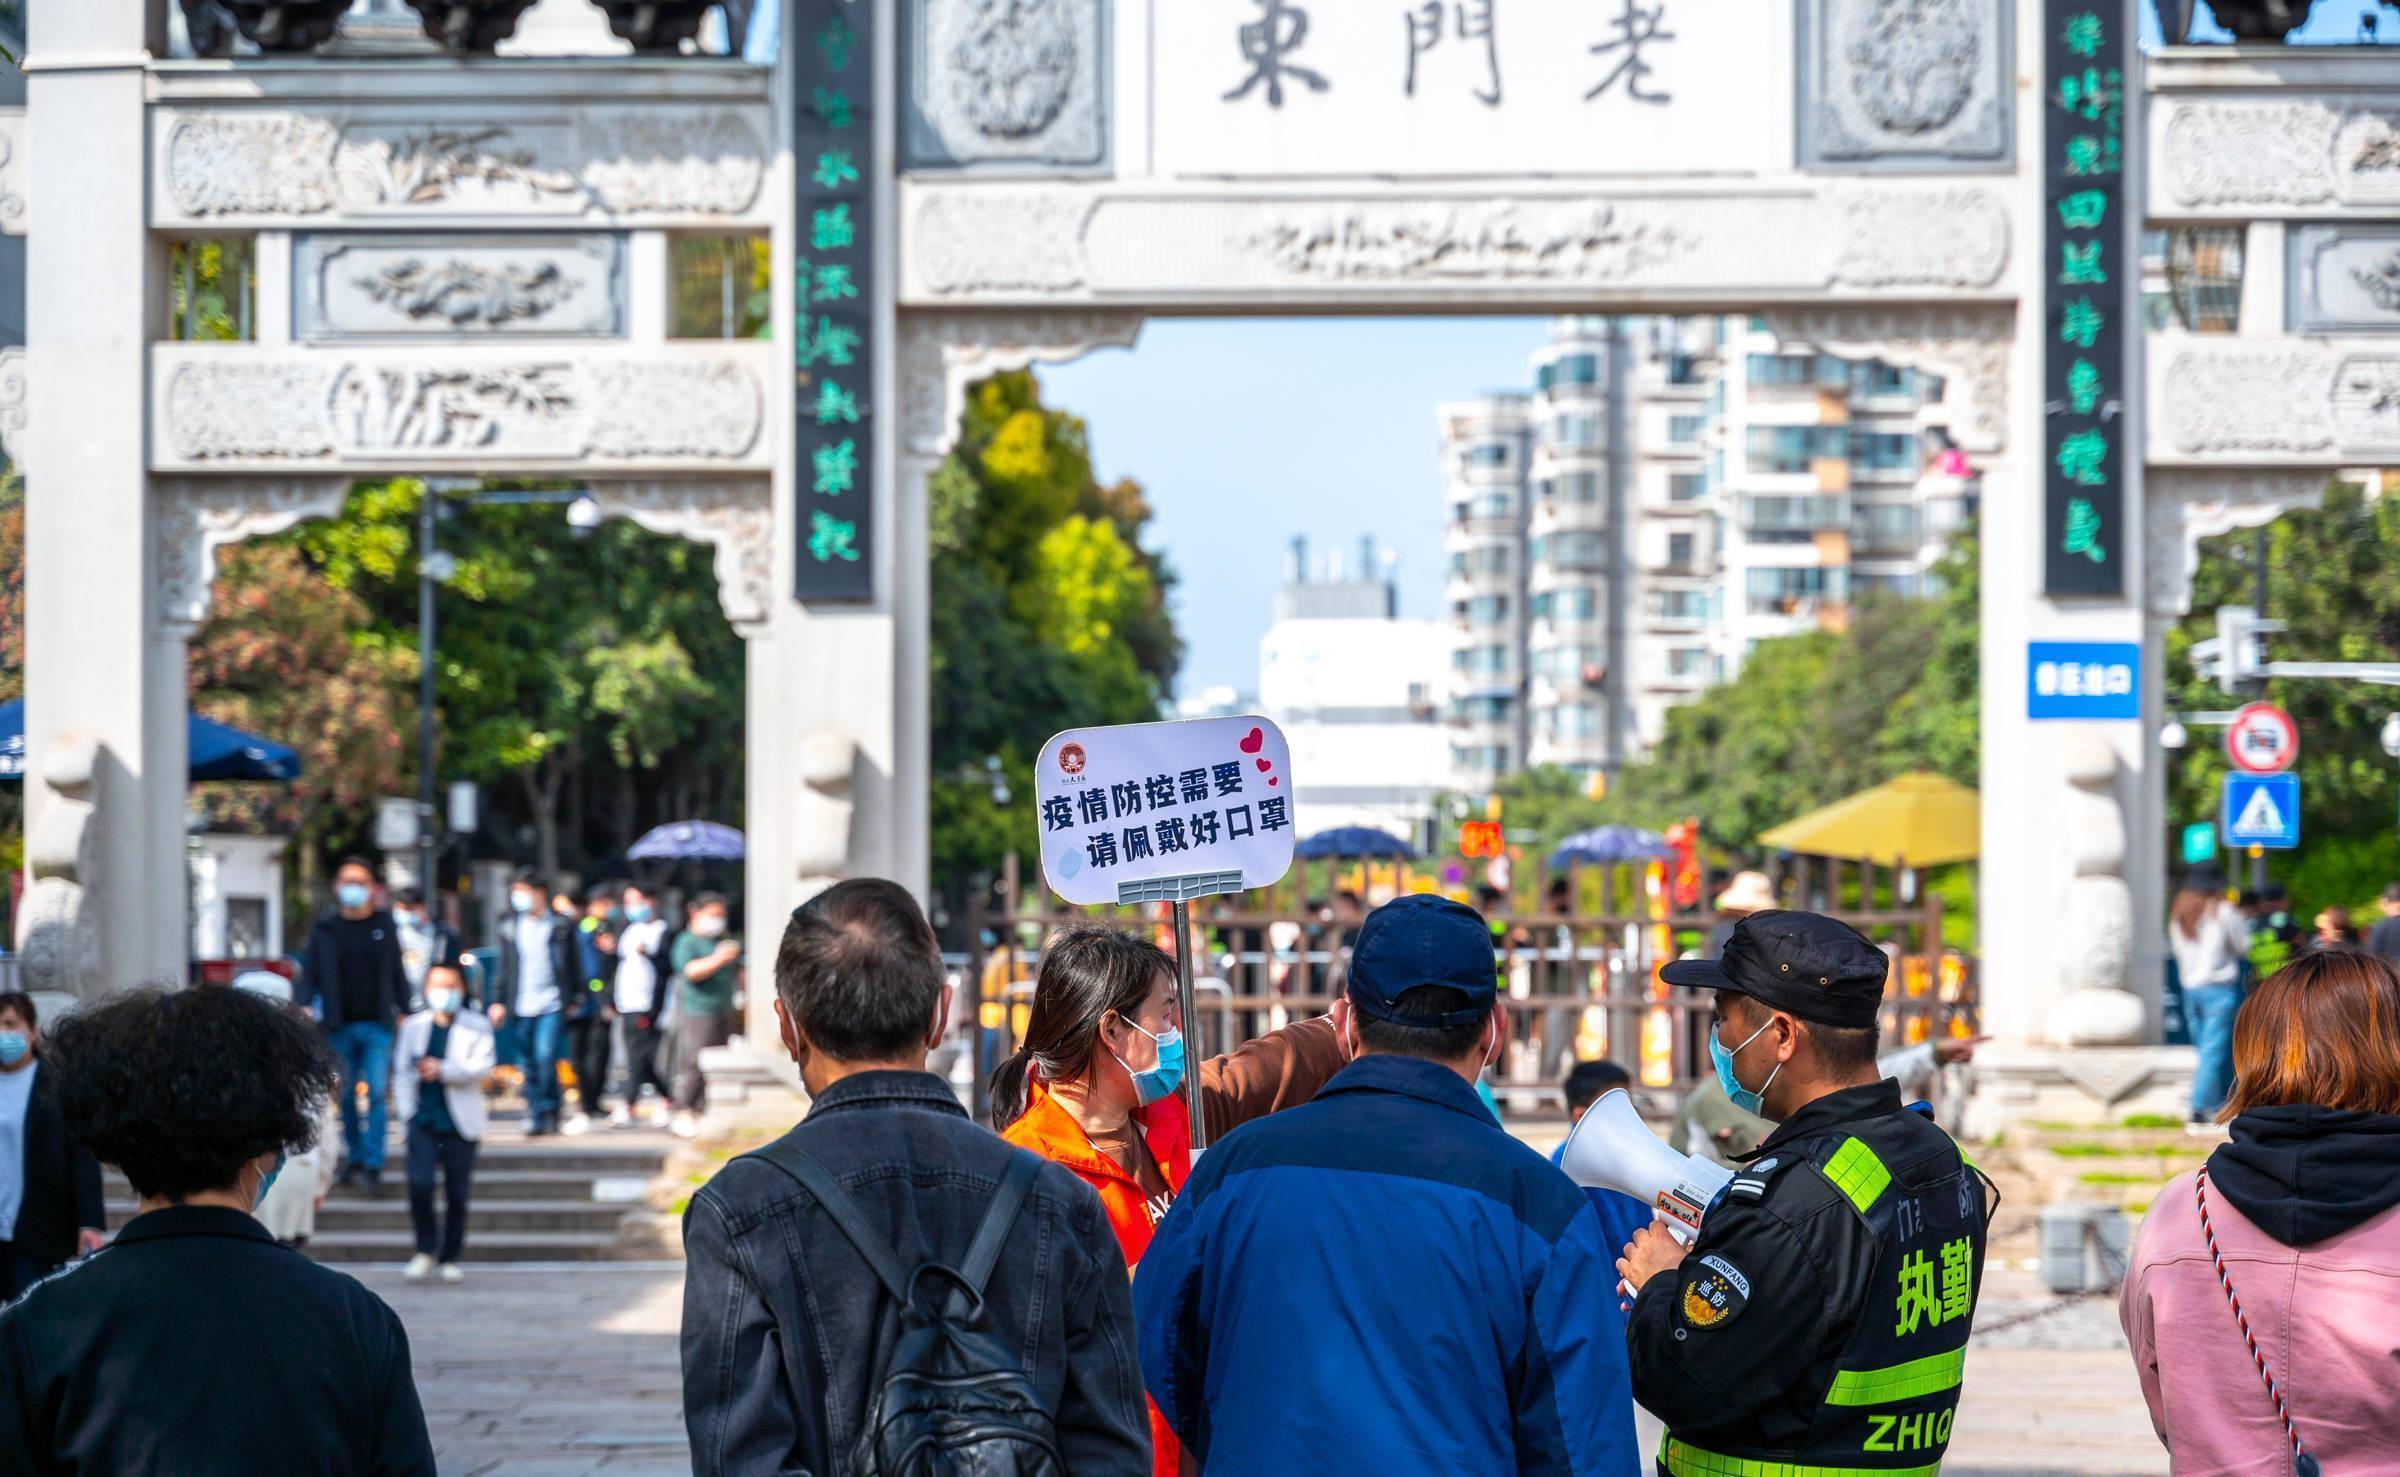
[930,371,1180,894]
[2167,479,2400,915]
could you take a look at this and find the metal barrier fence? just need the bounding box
[957,854,1978,1121]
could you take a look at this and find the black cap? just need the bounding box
[1659,909,1886,1029]
[1346,894,1497,1028]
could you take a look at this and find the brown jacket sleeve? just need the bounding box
[1196,1015,1348,1143]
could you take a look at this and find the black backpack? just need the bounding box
[747,1140,1065,1477]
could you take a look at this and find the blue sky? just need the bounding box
[1039,3,2400,700]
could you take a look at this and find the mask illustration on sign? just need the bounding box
[1113,1018,1185,1106]
[1711,1016,1781,1117]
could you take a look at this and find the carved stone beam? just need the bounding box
[152,477,354,638]
[897,311,1145,463]
[584,478,774,637]
[0,111,26,237]
[1758,305,2013,455]
[2143,468,2332,620]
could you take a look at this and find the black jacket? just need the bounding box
[495,911,582,1019]
[0,1205,434,1475]
[301,911,410,1033]
[4,1061,103,1265]
[680,1070,1148,1477]
[1629,1080,1993,1473]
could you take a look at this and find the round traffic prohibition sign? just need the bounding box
[2224,702,2299,775]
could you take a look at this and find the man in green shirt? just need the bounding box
[669,893,742,1139]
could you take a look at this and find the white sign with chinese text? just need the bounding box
[1154,0,1789,180]
[1035,715,1298,906]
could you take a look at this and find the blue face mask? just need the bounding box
[1115,1019,1186,1107]
[1711,1016,1782,1118]
[0,1032,27,1068]
[336,882,371,911]
[625,901,653,923]
[252,1151,287,1211]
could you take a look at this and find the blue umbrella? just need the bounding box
[0,699,301,783]
[1547,825,1674,868]
[626,819,745,862]
[1295,826,1418,861]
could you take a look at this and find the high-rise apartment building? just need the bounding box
[1440,317,1973,791]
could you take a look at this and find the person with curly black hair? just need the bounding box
[0,985,435,1474]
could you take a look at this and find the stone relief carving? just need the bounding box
[0,348,26,475]
[152,477,351,633]
[2144,469,2328,619]
[2160,101,2339,207]
[159,352,769,467]
[789,730,860,884]
[1832,188,2009,288]
[2161,346,2336,454]
[2350,249,2400,312]
[2332,111,2400,206]
[0,110,27,236]
[18,737,101,998]
[2054,736,2142,1047]
[2330,353,2400,448]
[1759,305,2012,452]
[357,258,579,327]
[897,311,1144,460]
[1801,0,2009,168]
[1233,201,1697,284]
[585,480,773,633]
[908,0,1105,169]
[162,108,766,222]
[911,191,1093,294]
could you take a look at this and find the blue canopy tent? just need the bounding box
[1294,826,1418,861]
[0,699,302,784]
[1547,824,1674,869]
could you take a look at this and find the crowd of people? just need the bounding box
[0,876,2390,1474]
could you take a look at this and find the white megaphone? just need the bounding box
[1558,1087,1736,1244]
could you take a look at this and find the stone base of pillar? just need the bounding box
[1961,1043,2199,1140]
[697,1041,809,1130]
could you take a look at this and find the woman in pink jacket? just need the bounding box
[2120,947,2400,1476]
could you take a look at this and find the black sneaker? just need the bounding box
[364,1170,385,1199]
[334,1161,361,1190]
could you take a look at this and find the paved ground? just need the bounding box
[363,1256,2165,1475]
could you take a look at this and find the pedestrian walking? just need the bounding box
[0,985,434,1474]
[667,892,741,1139]
[1620,910,1996,1477]
[991,926,1348,1477]
[1134,894,1638,1477]
[395,962,495,1284]
[2243,884,2300,979]
[493,867,578,1137]
[2306,904,2358,953]
[233,973,339,1248]
[680,879,1147,1476]
[2367,882,2400,963]
[302,856,410,1195]
[610,883,673,1126]
[563,884,618,1135]
[2120,947,2400,1476]
[390,887,462,1010]
[2169,869,2250,1125]
[0,992,103,1300]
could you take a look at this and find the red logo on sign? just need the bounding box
[2224,703,2299,776]
[1058,743,1086,777]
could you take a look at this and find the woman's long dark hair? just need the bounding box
[989,927,1174,1130]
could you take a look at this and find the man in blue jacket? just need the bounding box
[1134,893,1638,1477]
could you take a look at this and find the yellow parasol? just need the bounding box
[1755,771,1979,868]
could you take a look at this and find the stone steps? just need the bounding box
[302,1230,627,1264]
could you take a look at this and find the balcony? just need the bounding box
[1739,492,1851,535]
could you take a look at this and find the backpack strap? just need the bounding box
[740,1137,914,1306]
[959,1152,1040,1301]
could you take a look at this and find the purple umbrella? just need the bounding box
[626,820,745,862]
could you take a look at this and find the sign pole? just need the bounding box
[1171,898,1207,1153]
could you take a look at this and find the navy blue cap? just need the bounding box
[1345,894,1498,1027]
[1659,909,1887,1029]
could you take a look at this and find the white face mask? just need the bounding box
[691,915,727,940]
[426,988,463,1016]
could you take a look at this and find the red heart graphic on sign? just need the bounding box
[1239,727,1264,755]
[1268,776,1279,786]
[1255,758,1271,772]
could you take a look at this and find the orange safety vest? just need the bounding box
[1001,1080,1193,1477]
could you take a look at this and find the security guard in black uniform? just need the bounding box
[1619,910,1996,1477]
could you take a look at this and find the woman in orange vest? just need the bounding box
[993,926,1347,1477]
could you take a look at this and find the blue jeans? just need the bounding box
[2187,983,2242,1119]
[518,1010,564,1124]
[331,1021,395,1171]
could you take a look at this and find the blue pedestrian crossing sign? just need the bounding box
[2222,773,2300,851]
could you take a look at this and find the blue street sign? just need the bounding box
[2222,772,2300,851]
[2027,641,2141,720]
